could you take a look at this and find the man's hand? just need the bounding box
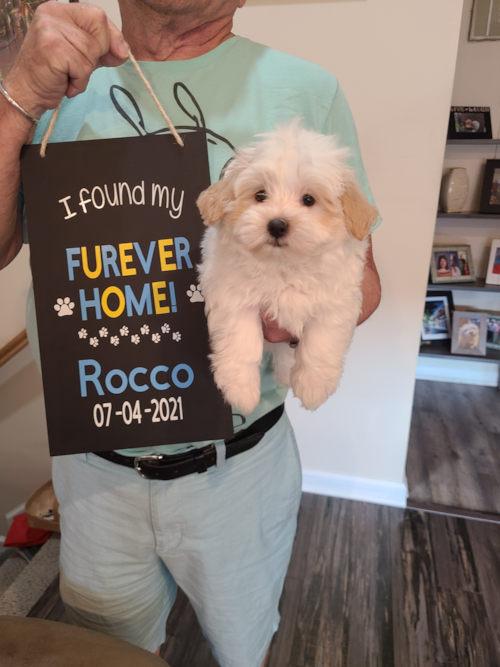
[4,2,129,121]
[261,314,296,344]
[0,2,129,271]
[260,236,381,342]
[357,236,381,325]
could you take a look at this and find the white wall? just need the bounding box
[0,346,51,536]
[0,0,464,517]
[234,0,462,496]
[0,220,49,536]
[0,246,31,348]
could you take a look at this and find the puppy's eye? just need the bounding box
[302,194,315,207]
[255,190,267,202]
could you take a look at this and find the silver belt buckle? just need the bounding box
[134,454,164,479]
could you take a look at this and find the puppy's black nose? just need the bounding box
[268,219,289,239]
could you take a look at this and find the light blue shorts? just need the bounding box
[52,411,302,667]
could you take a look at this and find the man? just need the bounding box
[0,2,381,665]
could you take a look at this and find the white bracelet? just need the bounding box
[0,79,39,125]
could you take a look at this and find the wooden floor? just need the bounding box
[406,380,500,515]
[30,493,500,667]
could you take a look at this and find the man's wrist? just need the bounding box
[0,86,39,146]
[2,73,47,122]
[0,79,41,126]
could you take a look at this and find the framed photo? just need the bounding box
[422,294,453,341]
[470,0,500,41]
[430,245,475,284]
[447,106,493,140]
[486,314,500,350]
[479,160,500,214]
[0,0,50,78]
[485,240,500,285]
[451,311,487,357]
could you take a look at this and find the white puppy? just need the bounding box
[197,120,378,413]
[458,321,480,349]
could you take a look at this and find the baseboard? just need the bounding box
[302,470,408,509]
[416,355,498,387]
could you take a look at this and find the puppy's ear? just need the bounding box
[342,172,379,241]
[197,171,236,227]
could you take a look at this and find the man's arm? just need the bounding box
[0,3,129,271]
[262,235,381,342]
[0,99,32,270]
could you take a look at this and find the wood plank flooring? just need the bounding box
[30,493,500,667]
[406,380,500,515]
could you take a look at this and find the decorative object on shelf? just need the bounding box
[447,107,493,140]
[430,245,475,284]
[469,0,500,41]
[485,239,500,285]
[479,160,500,214]
[486,314,500,350]
[451,311,487,357]
[422,294,453,341]
[439,168,469,213]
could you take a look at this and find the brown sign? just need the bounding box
[22,133,233,456]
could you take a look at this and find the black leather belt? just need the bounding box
[93,403,285,480]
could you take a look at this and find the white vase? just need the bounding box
[439,168,469,213]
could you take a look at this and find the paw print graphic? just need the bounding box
[187,284,204,303]
[99,327,108,338]
[140,324,150,335]
[120,326,129,337]
[78,329,88,339]
[131,334,140,345]
[161,323,170,334]
[172,332,181,342]
[110,336,119,346]
[54,297,75,317]
[152,333,161,344]
[89,337,99,347]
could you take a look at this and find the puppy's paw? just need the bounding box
[214,366,261,415]
[291,367,339,411]
[223,381,261,415]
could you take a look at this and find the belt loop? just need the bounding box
[214,440,226,469]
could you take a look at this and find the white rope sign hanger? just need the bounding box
[40,48,185,157]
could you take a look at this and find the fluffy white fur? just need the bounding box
[196,120,378,413]
[458,321,480,349]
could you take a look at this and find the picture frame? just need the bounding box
[479,160,500,214]
[485,240,500,285]
[486,314,500,350]
[451,311,487,357]
[470,0,500,41]
[447,106,493,140]
[430,245,475,284]
[422,293,453,341]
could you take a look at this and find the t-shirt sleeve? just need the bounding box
[322,83,381,232]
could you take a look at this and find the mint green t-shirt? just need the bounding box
[25,36,379,456]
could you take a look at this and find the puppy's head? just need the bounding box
[459,321,480,348]
[197,119,378,258]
